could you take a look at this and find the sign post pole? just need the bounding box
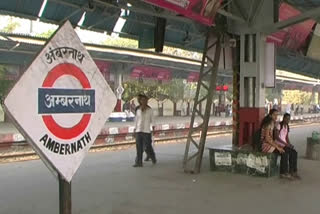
[59,174,72,214]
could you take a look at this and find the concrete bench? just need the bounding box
[208,145,278,177]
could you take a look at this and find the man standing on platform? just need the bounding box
[133,94,156,167]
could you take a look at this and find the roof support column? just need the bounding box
[228,0,276,147]
[238,32,266,147]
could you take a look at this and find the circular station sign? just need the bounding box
[40,63,93,140]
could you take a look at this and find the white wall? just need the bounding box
[148,98,159,116]
[163,100,174,116]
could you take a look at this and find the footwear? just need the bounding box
[280,173,294,180]
[144,157,150,161]
[291,172,301,180]
[132,164,143,167]
[152,158,157,164]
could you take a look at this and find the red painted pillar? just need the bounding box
[115,100,122,112]
[114,73,123,112]
[238,33,268,147]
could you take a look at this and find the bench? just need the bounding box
[208,145,278,177]
[306,137,320,160]
[108,112,135,122]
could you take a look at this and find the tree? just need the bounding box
[300,91,312,105]
[1,17,20,33]
[151,83,168,116]
[0,65,14,122]
[122,80,156,103]
[102,37,138,49]
[36,29,55,38]
[282,90,312,105]
[162,46,202,60]
[183,82,197,115]
[0,65,13,97]
[165,79,184,115]
[182,81,215,116]
[122,81,138,103]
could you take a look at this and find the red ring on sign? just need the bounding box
[42,63,91,140]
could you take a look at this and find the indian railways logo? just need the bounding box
[38,63,95,155]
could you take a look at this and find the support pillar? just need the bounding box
[183,30,222,173]
[310,86,318,113]
[114,73,123,112]
[232,38,240,146]
[238,33,266,147]
[311,86,317,105]
[276,83,284,113]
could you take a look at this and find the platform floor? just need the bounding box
[0,124,319,214]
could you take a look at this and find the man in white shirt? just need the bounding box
[133,94,156,167]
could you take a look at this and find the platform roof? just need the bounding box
[1,1,320,49]
[0,0,207,51]
[1,0,320,78]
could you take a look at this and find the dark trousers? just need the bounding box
[285,147,298,173]
[135,132,155,165]
[275,147,298,174]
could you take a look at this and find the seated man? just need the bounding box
[275,113,301,180]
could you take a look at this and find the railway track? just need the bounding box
[0,129,232,162]
[0,121,319,163]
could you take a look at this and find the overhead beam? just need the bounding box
[261,6,320,33]
[87,13,118,29]
[217,9,246,23]
[233,0,248,21]
[185,38,204,48]
[59,8,83,24]
[48,0,95,12]
[248,0,264,26]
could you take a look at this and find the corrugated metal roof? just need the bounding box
[277,49,320,78]
[286,0,320,9]
[42,0,87,25]
[0,0,206,50]
[0,0,43,17]
[83,5,120,32]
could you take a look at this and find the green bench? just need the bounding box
[208,145,279,177]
